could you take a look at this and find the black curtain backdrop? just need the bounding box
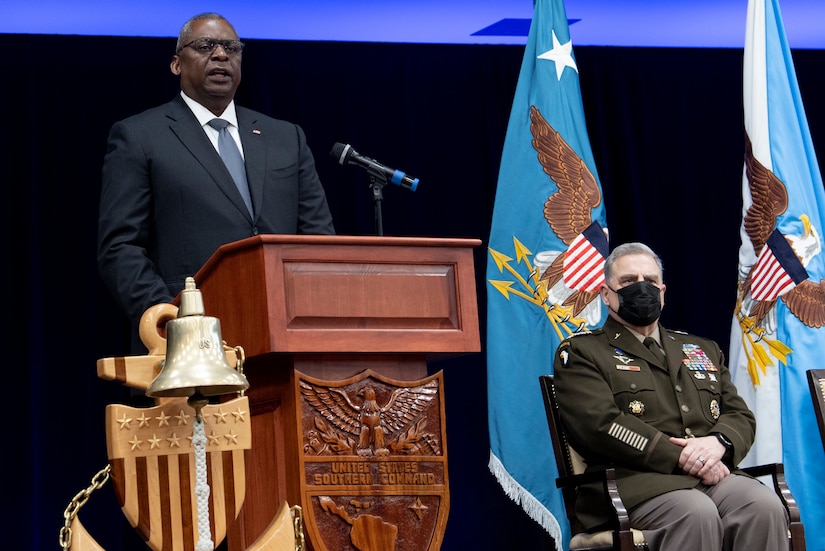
[6,34,822,550]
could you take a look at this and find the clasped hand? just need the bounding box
[669,435,730,485]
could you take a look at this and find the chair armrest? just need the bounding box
[555,470,613,488]
[741,463,800,523]
[556,467,635,550]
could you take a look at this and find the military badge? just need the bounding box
[709,399,720,420]
[694,372,707,380]
[558,341,572,367]
[614,353,633,365]
[616,365,641,371]
[628,400,645,415]
[614,350,639,371]
[682,344,718,371]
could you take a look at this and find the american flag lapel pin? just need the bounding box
[252,129,261,134]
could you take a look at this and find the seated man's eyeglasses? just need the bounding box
[178,37,245,56]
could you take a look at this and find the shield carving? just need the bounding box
[105,395,251,550]
[297,369,449,551]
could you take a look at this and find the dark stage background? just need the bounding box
[6,34,823,550]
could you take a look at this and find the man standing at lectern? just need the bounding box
[98,12,335,351]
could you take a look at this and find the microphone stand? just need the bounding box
[367,170,388,236]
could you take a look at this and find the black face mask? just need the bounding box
[609,281,662,326]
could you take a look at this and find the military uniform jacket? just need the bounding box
[553,316,756,531]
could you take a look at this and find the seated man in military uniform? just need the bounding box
[553,242,789,550]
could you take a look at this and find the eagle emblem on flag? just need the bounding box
[489,105,608,336]
[734,133,825,383]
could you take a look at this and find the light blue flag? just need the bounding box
[486,0,608,548]
[729,0,825,548]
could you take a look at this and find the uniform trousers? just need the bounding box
[628,473,789,550]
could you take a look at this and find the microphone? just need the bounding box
[330,142,419,191]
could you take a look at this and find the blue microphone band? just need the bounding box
[391,170,419,191]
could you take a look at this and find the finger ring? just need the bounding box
[698,456,706,464]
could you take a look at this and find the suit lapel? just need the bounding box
[660,329,682,372]
[237,108,264,223]
[166,98,253,220]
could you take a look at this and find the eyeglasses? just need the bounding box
[178,37,245,56]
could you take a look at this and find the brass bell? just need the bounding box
[146,277,249,398]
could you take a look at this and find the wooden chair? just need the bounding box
[538,375,806,551]
[808,369,825,454]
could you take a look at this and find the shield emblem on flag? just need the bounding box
[105,395,251,550]
[296,369,449,551]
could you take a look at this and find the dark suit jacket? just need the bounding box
[98,95,334,336]
[553,316,756,530]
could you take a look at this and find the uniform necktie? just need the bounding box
[643,336,666,364]
[208,118,253,216]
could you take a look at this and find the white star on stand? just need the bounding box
[537,30,578,80]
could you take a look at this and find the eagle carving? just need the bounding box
[738,131,825,331]
[300,379,439,457]
[529,105,608,325]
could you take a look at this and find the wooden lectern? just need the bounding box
[192,235,481,551]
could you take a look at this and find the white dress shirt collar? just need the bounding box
[179,91,239,129]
